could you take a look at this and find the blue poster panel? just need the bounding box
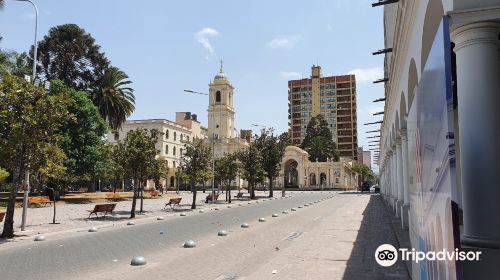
[407,16,461,280]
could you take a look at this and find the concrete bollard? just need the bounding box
[88,227,98,233]
[34,235,46,241]
[259,218,266,222]
[218,230,228,236]
[183,240,196,248]
[127,221,135,226]
[130,256,147,266]
[241,223,250,228]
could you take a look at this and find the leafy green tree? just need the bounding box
[254,129,290,197]
[116,129,160,218]
[0,51,31,78]
[92,67,135,130]
[214,152,240,203]
[49,80,108,187]
[239,144,265,200]
[0,167,8,183]
[180,139,211,209]
[198,169,212,193]
[300,114,339,162]
[352,163,375,184]
[0,75,72,238]
[31,24,110,90]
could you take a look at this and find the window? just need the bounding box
[173,146,176,156]
[165,144,169,154]
[173,161,176,168]
[186,136,190,142]
[216,91,221,102]
[166,129,169,139]
[174,132,177,141]
[180,134,183,141]
[180,148,183,156]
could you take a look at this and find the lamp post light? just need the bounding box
[14,0,39,232]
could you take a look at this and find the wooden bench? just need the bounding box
[234,192,244,199]
[0,212,5,222]
[28,196,52,208]
[79,187,88,193]
[87,203,116,218]
[148,190,162,198]
[164,197,182,209]
[205,193,219,203]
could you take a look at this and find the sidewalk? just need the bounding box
[0,190,273,243]
[247,193,411,279]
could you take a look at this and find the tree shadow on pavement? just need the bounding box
[342,195,411,280]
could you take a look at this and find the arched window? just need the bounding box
[173,161,176,168]
[180,134,183,141]
[186,136,190,142]
[173,146,176,156]
[165,144,169,154]
[216,91,221,103]
[174,132,177,141]
[165,129,169,139]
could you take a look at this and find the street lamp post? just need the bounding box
[14,0,39,232]
[183,89,217,203]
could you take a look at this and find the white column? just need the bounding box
[452,21,500,248]
[391,147,397,210]
[401,129,410,228]
[396,138,404,218]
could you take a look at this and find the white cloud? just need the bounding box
[194,27,219,59]
[280,71,302,80]
[269,34,301,49]
[348,67,384,83]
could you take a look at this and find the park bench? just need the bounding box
[79,187,88,193]
[234,192,244,199]
[87,203,116,218]
[28,196,52,208]
[205,193,219,203]
[148,190,162,198]
[0,212,5,222]
[164,197,182,209]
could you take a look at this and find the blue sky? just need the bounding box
[0,0,384,169]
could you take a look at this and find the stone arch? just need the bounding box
[320,172,327,186]
[309,173,317,186]
[408,59,418,110]
[284,159,299,188]
[400,92,407,129]
[421,0,444,70]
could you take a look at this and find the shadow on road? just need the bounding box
[342,195,410,280]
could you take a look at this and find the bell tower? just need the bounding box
[208,61,235,139]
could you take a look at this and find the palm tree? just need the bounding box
[92,67,135,130]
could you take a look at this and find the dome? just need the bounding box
[213,60,229,82]
[214,72,228,81]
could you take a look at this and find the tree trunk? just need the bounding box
[202,181,205,193]
[52,188,57,224]
[1,166,24,238]
[191,179,197,209]
[130,180,137,219]
[250,178,256,200]
[228,180,232,203]
[269,176,274,198]
[139,181,144,213]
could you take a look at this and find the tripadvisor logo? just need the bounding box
[375,244,398,267]
[375,244,482,267]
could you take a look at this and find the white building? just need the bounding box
[109,112,207,189]
[377,1,500,279]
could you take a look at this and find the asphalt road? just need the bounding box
[0,192,336,280]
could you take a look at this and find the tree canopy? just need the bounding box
[300,114,339,162]
[31,24,110,90]
[0,75,72,238]
[253,129,290,197]
[49,80,108,184]
[180,139,212,209]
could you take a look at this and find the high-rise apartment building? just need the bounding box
[288,65,358,160]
